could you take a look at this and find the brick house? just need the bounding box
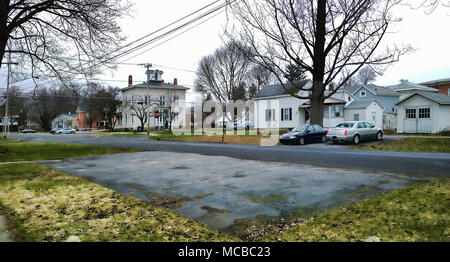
[76,100,102,130]
[420,78,450,96]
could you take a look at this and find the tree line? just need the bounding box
[0,82,121,131]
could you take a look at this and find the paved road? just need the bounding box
[12,133,450,178]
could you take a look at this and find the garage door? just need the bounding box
[404,107,432,133]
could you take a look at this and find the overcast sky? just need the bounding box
[1,0,449,93]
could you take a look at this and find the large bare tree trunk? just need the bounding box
[0,0,9,66]
[310,81,325,126]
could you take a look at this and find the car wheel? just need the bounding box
[299,137,306,146]
[321,135,326,143]
[376,131,383,141]
[353,134,360,145]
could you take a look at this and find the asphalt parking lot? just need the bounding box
[41,151,430,229]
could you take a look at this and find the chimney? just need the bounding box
[162,79,165,84]
[128,75,133,87]
[174,78,178,86]
[258,78,261,91]
[328,84,334,92]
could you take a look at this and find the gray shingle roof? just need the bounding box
[388,81,437,93]
[340,85,361,94]
[364,84,400,96]
[395,91,450,105]
[346,100,376,109]
[254,80,310,99]
[420,78,450,86]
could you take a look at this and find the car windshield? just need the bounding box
[336,123,355,129]
[293,125,308,133]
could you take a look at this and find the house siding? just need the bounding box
[354,87,399,112]
[396,95,442,133]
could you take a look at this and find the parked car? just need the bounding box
[62,128,76,134]
[50,128,61,135]
[280,124,328,145]
[21,129,36,134]
[326,121,383,145]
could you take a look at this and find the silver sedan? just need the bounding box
[326,121,383,145]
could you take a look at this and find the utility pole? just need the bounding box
[139,63,153,136]
[3,50,18,138]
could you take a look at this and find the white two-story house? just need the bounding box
[116,69,189,130]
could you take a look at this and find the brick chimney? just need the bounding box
[329,83,334,92]
[162,79,165,84]
[128,75,133,87]
[174,78,178,86]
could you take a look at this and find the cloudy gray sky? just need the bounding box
[1,0,449,93]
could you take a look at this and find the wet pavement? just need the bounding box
[0,215,13,242]
[41,151,433,229]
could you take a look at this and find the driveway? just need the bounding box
[41,151,431,229]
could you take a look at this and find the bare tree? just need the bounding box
[412,0,450,13]
[357,66,377,85]
[195,40,252,103]
[31,86,77,131]
[0,0,131,87]
[84,83,121,130]
[125,96,153,131]
[227,0,412,126]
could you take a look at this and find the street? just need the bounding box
[12,133,450,178]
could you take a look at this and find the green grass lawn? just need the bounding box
[266,179,450,242]
[0,137,16,143]
[0,142,138,162]
[351,138,450,153]
[0,163,235,242]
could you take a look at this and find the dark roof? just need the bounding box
[254,80,310,99]
[346,100,381,109]
[395,91,450,106]
[121,80,189,92]
[302,97,346,106]
[420,78,450,86]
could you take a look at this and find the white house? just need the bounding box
[344,100,384,129]
[395,91,450,134]
[254,80,346,129]
[116,69,189,130]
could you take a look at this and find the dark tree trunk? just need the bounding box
[310,0,327,126]
[0,0,9,67]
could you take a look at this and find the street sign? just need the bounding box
[155,111,160,119]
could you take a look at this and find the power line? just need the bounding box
[119,8,226,64]
[81,1,230,73]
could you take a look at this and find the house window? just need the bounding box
[419,108,430,119]
[406,109,416,119]
[160,96,166,106]
[332,105,344,117]
[173,96,179,105]
[323,106,330,118]
[354,114,360,121]
[360,91,367,97]
[281,108,292,121]
[266,109,276,121]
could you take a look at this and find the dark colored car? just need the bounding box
[280,124,328,145]
[21,129,36,134]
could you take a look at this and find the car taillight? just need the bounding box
[344,130,348,136]
[326,130,329,135]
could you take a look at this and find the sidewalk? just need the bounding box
[0,213,13,242]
